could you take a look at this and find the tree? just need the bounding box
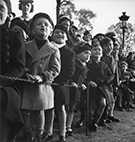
[75,9,96,33]
[107,22,135,54]
[56,0,96,33]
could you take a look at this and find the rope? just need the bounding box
[0,75,81,88]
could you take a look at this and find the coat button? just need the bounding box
[5,44,10,50]
[6,51,10,57]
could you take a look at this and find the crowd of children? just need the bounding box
[0,0,135,142]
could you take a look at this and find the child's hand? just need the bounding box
[89,81,97,87]
[81,84,87,90]
[71,82,78,88]
[33,75,43,83]
[26,73,36,82]
[26,73,43,83]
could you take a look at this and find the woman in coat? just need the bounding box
[0,0,25,141]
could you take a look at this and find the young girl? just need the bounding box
[66,42,91,135]
[21,13,61,142]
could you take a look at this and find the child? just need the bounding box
[21,13,61,142]
[51,24,76,142]
[119,61,134,110]
[66,41,91,135]
[100,37,120,124]
[86,42,108,131]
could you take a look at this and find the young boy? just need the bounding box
[21,13,61,142]
[86,42,109,131]
[100,37,120,124]
[66,41,91,135]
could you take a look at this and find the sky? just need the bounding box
[11,0,135,36]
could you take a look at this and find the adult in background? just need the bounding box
[0,0,25,141]
[83,30,92,45]
[57,14,74,48]
[11,0,34,38]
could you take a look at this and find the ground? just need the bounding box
[17,108,135,142]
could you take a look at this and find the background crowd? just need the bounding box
[0,0,135,142]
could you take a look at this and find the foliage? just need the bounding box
[107,22,135,54]
[59,0,96,33]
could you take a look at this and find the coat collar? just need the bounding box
[26,39,56,64]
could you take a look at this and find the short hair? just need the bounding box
[19,3,34,12]
[100,37,113,48]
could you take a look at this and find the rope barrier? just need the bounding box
[0,75,82,88]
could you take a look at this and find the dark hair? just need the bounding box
[19,3,34,12]
[83,30,91,36]
[100,37,113,48]
[58,15,72,25]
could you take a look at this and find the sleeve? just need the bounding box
[58,50,76,83]
[4,30,25,78]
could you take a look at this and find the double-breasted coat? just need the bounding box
[69,58,89,102]
[0,24,25,125]
[21,39,61,110]
[53,45,76,105]
[101,54,119,104]
[87,59,111,103]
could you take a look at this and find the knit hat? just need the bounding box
[73,41,91,54]
[53,24,68,36]
[29,12,54,31]
[4,0,12,14]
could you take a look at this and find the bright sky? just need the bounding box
[11,0,135,36]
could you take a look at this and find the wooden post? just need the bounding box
[86,82,90,136]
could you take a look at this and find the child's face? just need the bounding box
[32,17,52,39]
[77,50,91,63]
[52,29,67,44]
[112,45,119,57]
[61,19,70,31]
[102,40,113,55]
[91,44,102,58]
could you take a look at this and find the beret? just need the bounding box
[29,12,54,31]
[73,41,91,54]
[53,24,68,36]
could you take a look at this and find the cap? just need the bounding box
[10,18,29,34]
[29,12,54,31]
[53,24,68,36]
[73,41,91,54]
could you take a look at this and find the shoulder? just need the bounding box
[47,41,59,52]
